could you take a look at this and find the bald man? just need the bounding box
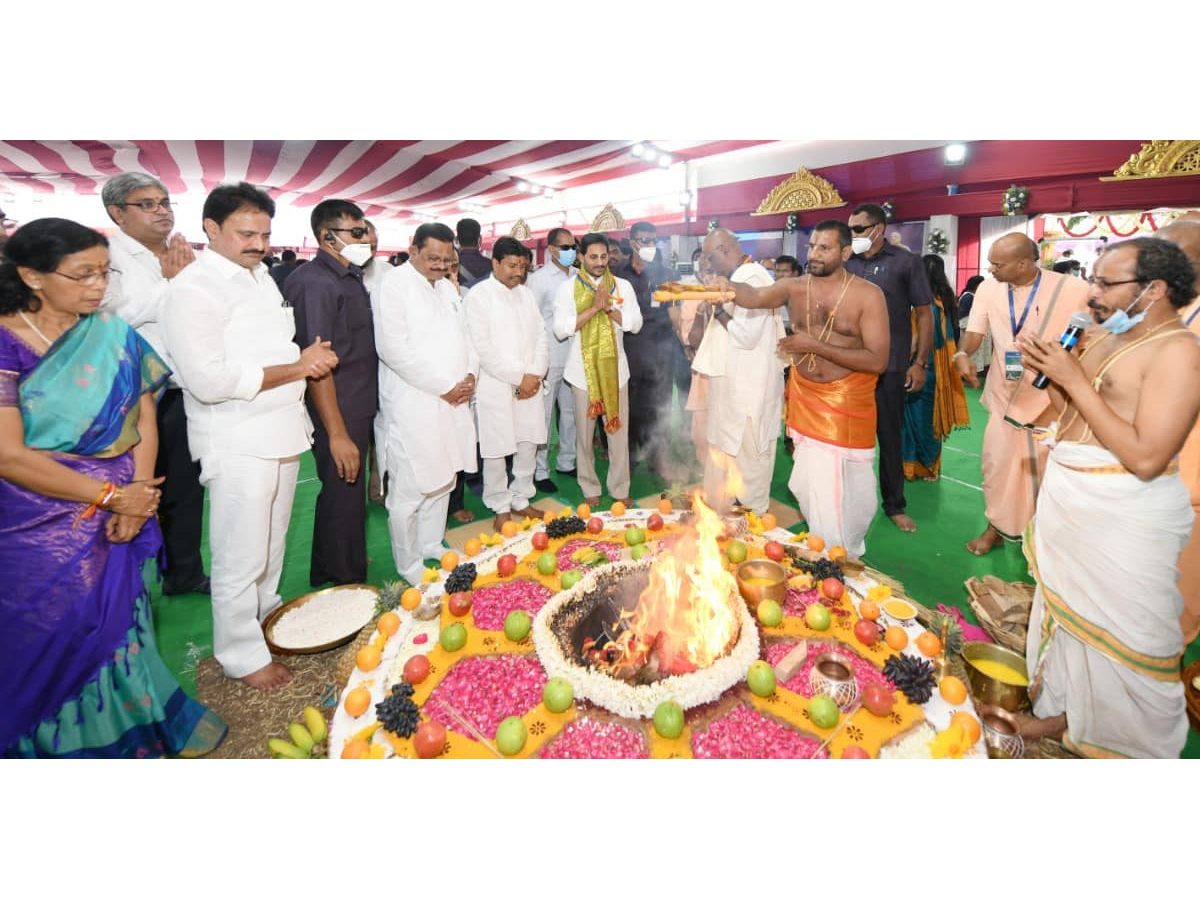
[1160,219,1200,645]
[955,233,1090,555]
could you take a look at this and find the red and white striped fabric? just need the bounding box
[0,140,772,222]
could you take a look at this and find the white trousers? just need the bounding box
[572,383,630,501]
[536,364,576,478]
[703,416,776,515]
[200,454,299,679]
[483,440,538,514]
[384,450,453,585]
[787,434,878,557]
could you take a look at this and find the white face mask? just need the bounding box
[333,233,373,267]
[637,245,657,263]
[850,236,873,255]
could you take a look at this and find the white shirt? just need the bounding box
[552,272,643,390]
[161,248,312,461]
[525,260,572,369]
[374,262,478,493]
[101,228,174,374]
[361,256,389,301]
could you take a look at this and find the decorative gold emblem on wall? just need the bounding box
[752,167,846,215]
[1100,140,1200,181]
[510,219,532,240]
[591,203,626,233]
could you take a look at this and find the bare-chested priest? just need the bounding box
[719,220,889,556]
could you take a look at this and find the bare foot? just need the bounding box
[967,524,1002,556]
[240,661,293,691]
[584,496,601,507]
[492,512,511,531]
[451,509,475,524]
[511,505,545,519]
[889,512,917,533]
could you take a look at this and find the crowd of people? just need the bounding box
[2,176,1199,758]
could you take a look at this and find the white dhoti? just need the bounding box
[483,441,538,514]
[704,416,775,514]
[1024,442,1190,758]
[201,453,299,678]
[787,432,878,558]
[383,448,455,585]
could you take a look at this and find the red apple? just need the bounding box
[586,517,604,535]
[413,720,447,759]
[841,746,870,759]
[862,682,895,718]
[854,618,880,647]
[497,554,517,577]
[820,577,845,600]
[531,531,550,551]
[447,591,473,617]
[403,654,431,685]
[646,513,664,531]
[764,541,785,562]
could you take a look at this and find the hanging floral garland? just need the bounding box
[1002,185,1029,216]
[926,228,949,255]
[784,213,798,233]
[881,201,896,223]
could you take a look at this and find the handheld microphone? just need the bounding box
[1033,311,1092,389]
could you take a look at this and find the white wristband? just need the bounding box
[953,351,968,360]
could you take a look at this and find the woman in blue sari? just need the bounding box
[0,218,226,757]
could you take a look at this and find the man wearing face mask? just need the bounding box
[283,199,379,587]
[845,203,933,534]
[955,233,1089,556]
[1012,238,1200,757]
[526,228,579,492]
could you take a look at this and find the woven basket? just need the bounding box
[964,576,1033,654]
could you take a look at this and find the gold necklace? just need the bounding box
[18,310,78,349]
[801,270,854,371]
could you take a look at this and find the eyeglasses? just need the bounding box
[51,267,118,285]
[630,235,656,246]
[122,199,172,212]
[328,226,370,240]
[553,243,577,251]
[848,223,879,234]
[420,252,455,266]
[1086,276,1143,291]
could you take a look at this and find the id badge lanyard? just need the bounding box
[1005,272,1041,379]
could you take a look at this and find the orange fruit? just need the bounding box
[658,497,672,514]
[916,631,942,657]
[501,520,519,538]
[611,501,627,517]
[378,610,401,635]
[761,512,777,531]
[344,685,371,717]
[951,711,981,745]
[884,626,908,651]
[399,589,422,612]
[576,502,592,519]
[827,545,847,562]
[340,737,370,760]
[543,509,557,524]
[440,550,459,571]
[807,534,825,552]
[356,644,382,672]
[939,675,968,705]
[859,600,881,621]
[464,537,482,557]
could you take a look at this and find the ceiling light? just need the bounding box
[658,155,671,168]
[543,187,556,199]
[643,148,657,162]
[945,142,967,165]
[631,143,645,157]
[517,181,530,193]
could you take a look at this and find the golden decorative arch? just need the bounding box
[752,166,846,215]
[591,203,626,233]
[509,218,531,240]
[1100,140,1200,181]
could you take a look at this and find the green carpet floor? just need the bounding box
[149,385,1200,757]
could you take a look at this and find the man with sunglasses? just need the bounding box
[282,199,379,587]
[100,173,209,597]
[955,233,1088,556]
[845,203,933,534]
[527,228,579,492]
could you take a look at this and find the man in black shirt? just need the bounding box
[844,203,933,533]
[283,199,379,585]
[270,248,299,289]
[456,218,492,289]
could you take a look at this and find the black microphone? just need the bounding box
[1032,312,1092,389]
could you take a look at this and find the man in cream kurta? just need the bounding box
[694,229,785,514]
[375,223,478,585]
[956,233,1089,555]
[465,237,550,529]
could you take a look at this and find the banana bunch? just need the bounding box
[267,706,329,759]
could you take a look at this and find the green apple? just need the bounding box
[536,552,557,576]
[653,701,685,739]
[747,660,776,697]
[726,540,748,564]
[560,569,583,590]
[630,543,651,561]
[805,603,832,631]
[808,694,840,729]
[542,677,574,713]
[439,622,467,652]
[504,610,532,642]
[495,716,527,755]
[624,526,646,546]
[757,599,783,628]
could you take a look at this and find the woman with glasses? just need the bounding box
[0,218,227,757]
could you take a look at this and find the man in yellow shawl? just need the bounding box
[553,233,643,505]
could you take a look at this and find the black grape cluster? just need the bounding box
[375,683,420,737]
[444,562,477,594]
[882,654,936,704]
[546,516,588,539]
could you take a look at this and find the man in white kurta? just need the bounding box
[694,229,785,514]
[162,183,337,691]
[465,237,550,529]
[375,224,478,585]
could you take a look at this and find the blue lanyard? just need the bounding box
[1008,271,1041,337]
[1187,303,1200,327]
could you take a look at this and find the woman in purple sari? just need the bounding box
[0,218,226,757]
